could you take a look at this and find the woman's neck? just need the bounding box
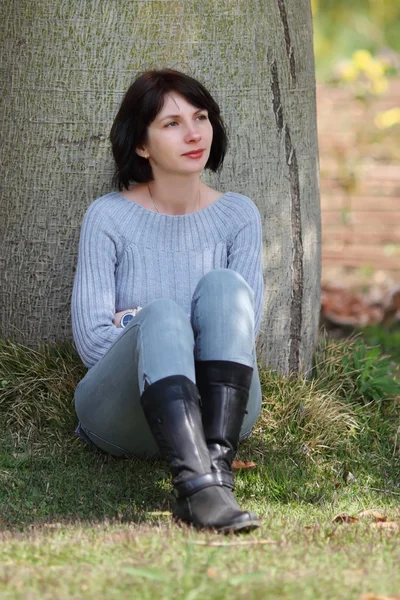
[146,175,204,215]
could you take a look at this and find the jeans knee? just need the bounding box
[196,269,254,303]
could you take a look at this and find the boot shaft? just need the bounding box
[140,375,213,492]
[195,360,254,485]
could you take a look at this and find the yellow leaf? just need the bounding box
[374,107,400,129]
[370,77,388,95]
[352,49,373,70]
[337,60,358,82]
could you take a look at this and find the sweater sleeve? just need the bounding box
[227,201,264,340]
[71,201,123,368]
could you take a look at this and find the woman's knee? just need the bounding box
[140,298,194,349]
[195,269,254,303]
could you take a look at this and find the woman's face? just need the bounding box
[137,91,214,177]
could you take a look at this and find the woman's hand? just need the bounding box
[113,309,138,327]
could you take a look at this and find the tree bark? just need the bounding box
[0,0,321,374]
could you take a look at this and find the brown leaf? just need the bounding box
[304,524,322,534]
[232,460,256,472]
[361,594,400,600]
[371,522,400,530]
[357,509,387,522]
[206,568,218,578]
[332,514,359,524]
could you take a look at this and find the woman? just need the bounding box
[72,68,264,533]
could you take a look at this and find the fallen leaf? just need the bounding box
[232,460,256,472]
[206,568,218,578]
[332,514,359,524]
[357,510,387,522]
[371,522,400,530]
[304,523,320,531]
[361,594,400,600]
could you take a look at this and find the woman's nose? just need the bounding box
[184,123,201,141]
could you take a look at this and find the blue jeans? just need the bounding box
[75,269,262,458]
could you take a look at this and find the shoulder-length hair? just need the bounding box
[110,68,228,190]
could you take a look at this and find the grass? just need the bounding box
[362,324,400,365]
[2,512,400,600]
[1,334,400,599]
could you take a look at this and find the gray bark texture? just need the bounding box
[0,0,321,375]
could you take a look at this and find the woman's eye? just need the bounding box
[165,115,207,127]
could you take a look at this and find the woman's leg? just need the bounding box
[74,298,196,458]
[191,267,262,507]
[191,268,263,438]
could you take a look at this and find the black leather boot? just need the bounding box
[195,360,256,509]
[140,374,260,533]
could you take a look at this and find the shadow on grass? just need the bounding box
[1,338,400,529]
[0,431,171,528]
[0,425,334,529]
[2,421,399,530]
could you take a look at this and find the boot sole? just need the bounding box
[217,518,261,534]
[173,515,261,534]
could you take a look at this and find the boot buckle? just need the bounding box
[174,472,223,498]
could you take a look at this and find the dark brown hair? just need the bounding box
[110,68,228,190]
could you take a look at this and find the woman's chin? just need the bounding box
[161,165,205,177]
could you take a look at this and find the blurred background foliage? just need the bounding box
[313,1,400,355]
[312,0,400,81]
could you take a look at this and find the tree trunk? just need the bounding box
[0,0,320,374]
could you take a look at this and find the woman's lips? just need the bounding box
[183,150,204,159]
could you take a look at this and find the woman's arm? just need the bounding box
[227,201,264,340]
[71,201,125,368]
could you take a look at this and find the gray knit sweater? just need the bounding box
[71,191,264,368]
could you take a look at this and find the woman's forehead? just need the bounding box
[157,92,200,117]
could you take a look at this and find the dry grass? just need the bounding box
[256,369,359,454]
[0,333,399,465]
[0,339,85,448]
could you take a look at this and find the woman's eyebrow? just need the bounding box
[159,108,205,121]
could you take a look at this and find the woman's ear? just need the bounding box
[136,147,149,159]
